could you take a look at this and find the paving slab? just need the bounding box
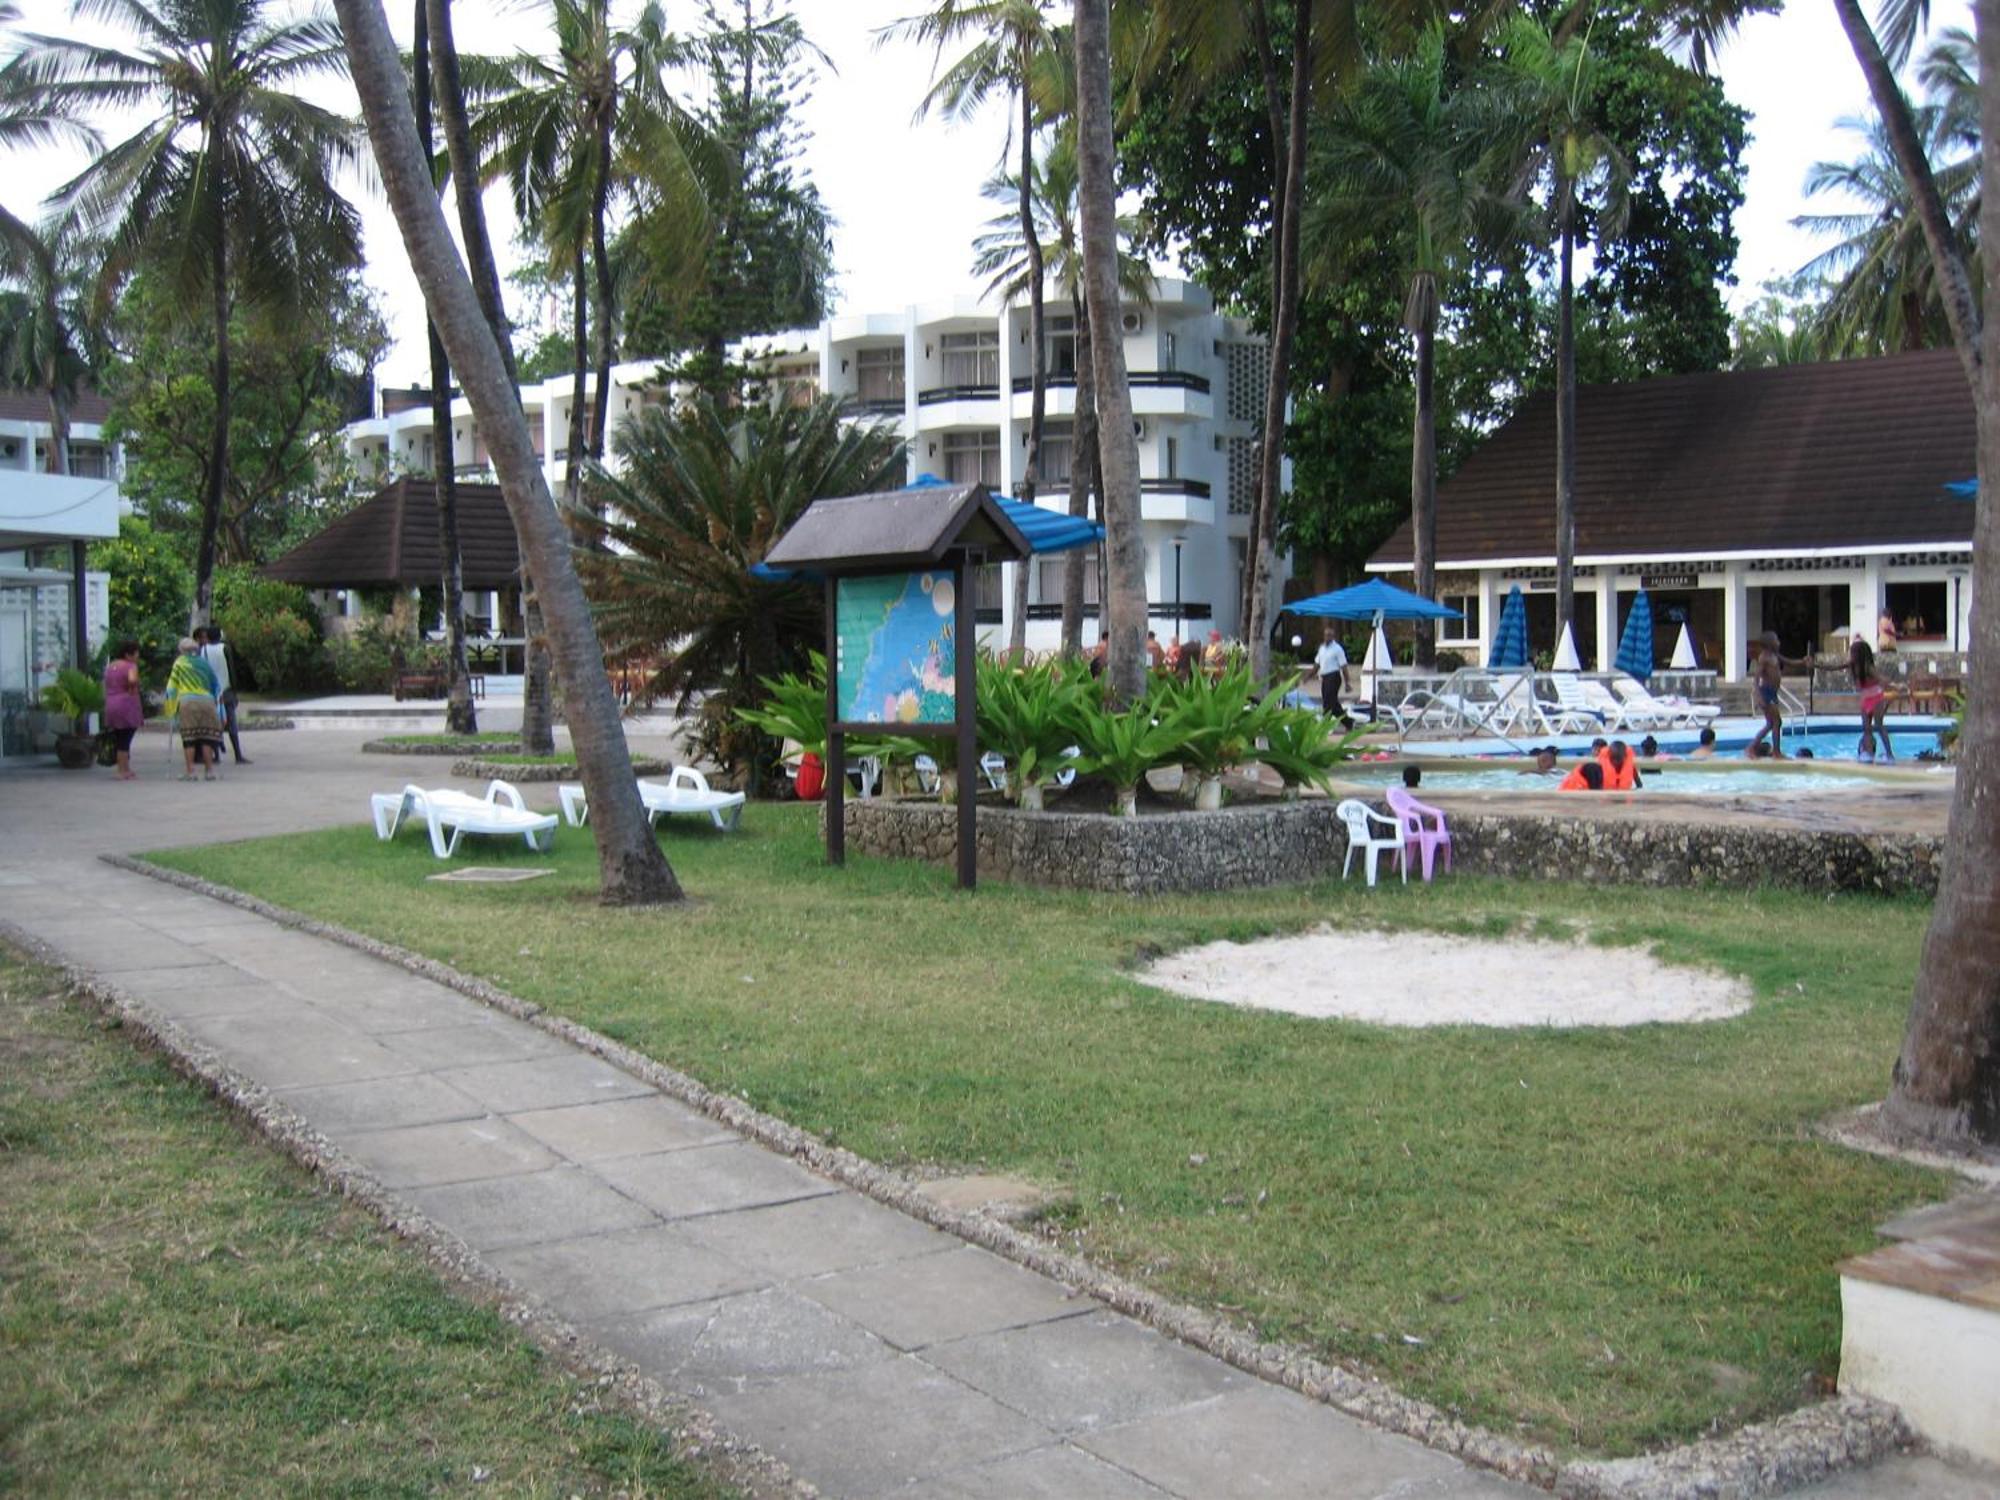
[676,1189,960,1279]
[596,1140,839,1220]
[507,1094,736,1162]
[375,1019,573,1070]
[602,1287,898,1394]
[485,1223,771,1323]
[703,1354,1056,1497]
[801,1245,1092,1351]
[438,1053,654,1113]
[112,971,299,1019]
[337,1116,563,1188]
[304,987,499,1035]
[179,1009,423,1089]
[1078,1384,1478,1499]
[909,1443,1173,1499]
[277,1074,491,1135]
[920,1309,1247,1436]
[404,1165,657,1250]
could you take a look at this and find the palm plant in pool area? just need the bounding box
[974,651,1089,809]
[1065,683,1187,818]
[1150,663,1291,810]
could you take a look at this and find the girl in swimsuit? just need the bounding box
[1850,640,1893,763]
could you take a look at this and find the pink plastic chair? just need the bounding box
[1386,787,1453,882]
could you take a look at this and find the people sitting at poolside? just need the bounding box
[1689,726,1718,759]
[1559,761,1605,791]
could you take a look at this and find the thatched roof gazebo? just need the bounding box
[263,476,520,590]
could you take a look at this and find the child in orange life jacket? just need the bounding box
[1597,739,1642,790]
[1558,761,1605,792]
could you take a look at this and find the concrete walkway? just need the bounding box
[0,726,1985,1498]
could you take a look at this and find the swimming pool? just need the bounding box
[1392,715,1951,764]
[1336,763,1905,794]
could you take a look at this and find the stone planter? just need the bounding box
[53,732,95,770]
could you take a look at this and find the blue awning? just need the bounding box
[1285,577,1463,621]
[753,474,1104,581]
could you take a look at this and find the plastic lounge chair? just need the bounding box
[1491,673,1597,737]
[1610,679,1719,728]
[1386,786,1453,882]
[1547,674,1622,731]
[912,751,1012,795]
[557,766,746,831]
[1336,799,1406,887]
[372,780,557,859]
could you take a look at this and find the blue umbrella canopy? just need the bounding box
[1946,478,1977,499]
[751,475,1104,581]
[1286,577,1463,621]
[1486,585,1530,669]
[1614,590,1655,679]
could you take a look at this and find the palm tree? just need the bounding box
[0,216,93,475]
[1308,29,1510,668]
[583,393,906,790]
[336,0,684,906]
[885,0,1061,659]
[972,125,1148,655]
[7,0,362,627]
[1495,12,1629,651]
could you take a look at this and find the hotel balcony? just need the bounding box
[1139,477,1214,527]
[1009,370,1212,423]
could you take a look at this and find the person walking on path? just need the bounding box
[1850,638,1895,764]
[164,638,224,781]
[101,637,144,781]
[196,625,251,765]
[1313,625,1350,724]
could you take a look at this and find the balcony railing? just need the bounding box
[1021,601,1212,622]
[1141,477,1211,498]
[1009,370,1210,395]
[916,384,1000,405]
[841,396,907,417]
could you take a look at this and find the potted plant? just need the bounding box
[40,666,106,770]
[1256,704,1367,798]
[1068,689,1187,817]
[1152,663,1279,810]
[976,654,1088,811]
[736,654,828,795]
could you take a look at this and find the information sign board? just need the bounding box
[834,570,957,725]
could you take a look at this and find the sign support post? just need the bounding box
[824,577,844,867]
[954,555,977,890]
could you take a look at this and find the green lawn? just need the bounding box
[149,805,1947,1457]
[0,954,729,1499]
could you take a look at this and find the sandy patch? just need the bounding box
[1138,926,1751,1028]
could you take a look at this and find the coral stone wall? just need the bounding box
[837,799,1942,898]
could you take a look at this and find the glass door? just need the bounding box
[0,604,30,758]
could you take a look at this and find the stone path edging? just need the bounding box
[0,915,813,1500]
[98,852,1926,1498]
[449,756,673,782]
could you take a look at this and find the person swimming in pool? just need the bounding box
[1689,726,1718,759]
[1521,745,1561,776]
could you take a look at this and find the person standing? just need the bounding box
[1746,632,1809,759]
[1313,625,1350,724]
[101,638,144,781]
[164,638,224,780]
[1849,639,1894,764]
[197,625,251,765]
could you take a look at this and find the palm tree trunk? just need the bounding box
[339,0,682,905]
[1874,0,2000,1149]
[1061,291,1097,656]
[1555,195,1578,644]
[1833,0,1983,387]
[415,0,475,737]
[1076,0,1145,704]
[45,380,70,477]
[426,0,516,388]
[1011,59,1047,662]
[564,250,590,515]
[193,201,229,629]
[1411,297,1437,669]
[1244,0,1312,682]
[587,106,616,480]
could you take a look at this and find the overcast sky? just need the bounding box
[1,0,1974,386]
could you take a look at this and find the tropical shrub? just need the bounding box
[88,515,191,676]
[213,566,324,692]
[322,617,439,693]
[1150,663,1289,780]
[975,653,1089,802]
[1256,706,1366,791]
[1066,685,1190,814]
[40,666,105,734]
[735,653,829,761]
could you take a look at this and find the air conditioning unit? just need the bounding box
[1120,309,1144,334]
[1132,418,1148,439]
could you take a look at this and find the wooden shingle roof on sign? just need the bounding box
[1369,349,1976,570]
[764,481,1031,572]
[261,477,521,589]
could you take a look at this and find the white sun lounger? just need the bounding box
[1611,679,1721,728]
[371,780,558,859]
[557,765,746,830]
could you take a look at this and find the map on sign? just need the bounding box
[835,570,956,724]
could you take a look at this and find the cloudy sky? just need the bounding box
[1,0,1974,385]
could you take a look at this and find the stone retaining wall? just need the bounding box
[839,799,1941,898]
[451,755,672,783]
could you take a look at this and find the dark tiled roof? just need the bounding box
[765,481,1030,570]
[1369,350,1975,567]
[261,477,521,589]
[0,386,113,424]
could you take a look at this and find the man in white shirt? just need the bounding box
[1313,625,1350,724]
[196,625,252,765]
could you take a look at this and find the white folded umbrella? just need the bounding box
[1669,623,1698,670]
[1553,622,1583,672]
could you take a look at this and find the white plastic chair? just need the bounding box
[372,781,557,859]
[1336,799,1406,887]
[557,765,746,831]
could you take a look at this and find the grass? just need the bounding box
[0,952,729,1499]
[149,805,1949,1458]
[373,732,523,748]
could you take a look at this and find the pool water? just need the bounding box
[1753,726,1942,761]
[1338,764,1887,794]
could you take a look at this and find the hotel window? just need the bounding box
[1036,423,1073,486]
[1036,548,1099,604]
[1045,315,1078,378]
[1439,594,1480,643]
[973,563,1004,613]
[1885,581,1949,640]
[941,430,1000,487]
[855,345,904,404]
[1164,436,1179,479]
[1161,330,1178,372]
[940,329,1000,387]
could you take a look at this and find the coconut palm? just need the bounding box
[6,0,362,626]
[972,126,1148,655]
[582,393,906,789]
[337,0,684,906]
[884,0,1062,658]
[1493,12,1629,647]
[0,215,95,475]
[1308,29,1514,668]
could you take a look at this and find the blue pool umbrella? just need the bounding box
[1946,478,1977,499]
[1486,585,1530,669]
[1614,590,1655,680]
[1286,577,1463,621]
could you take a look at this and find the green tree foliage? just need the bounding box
[0,215,95,473]
[580,393,905,782]
[101,271,388,568]
[88,515,191,677]
[211,565,325,693]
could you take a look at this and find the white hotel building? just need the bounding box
[338,277,1285,653]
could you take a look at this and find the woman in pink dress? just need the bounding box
[101,638,144,780]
